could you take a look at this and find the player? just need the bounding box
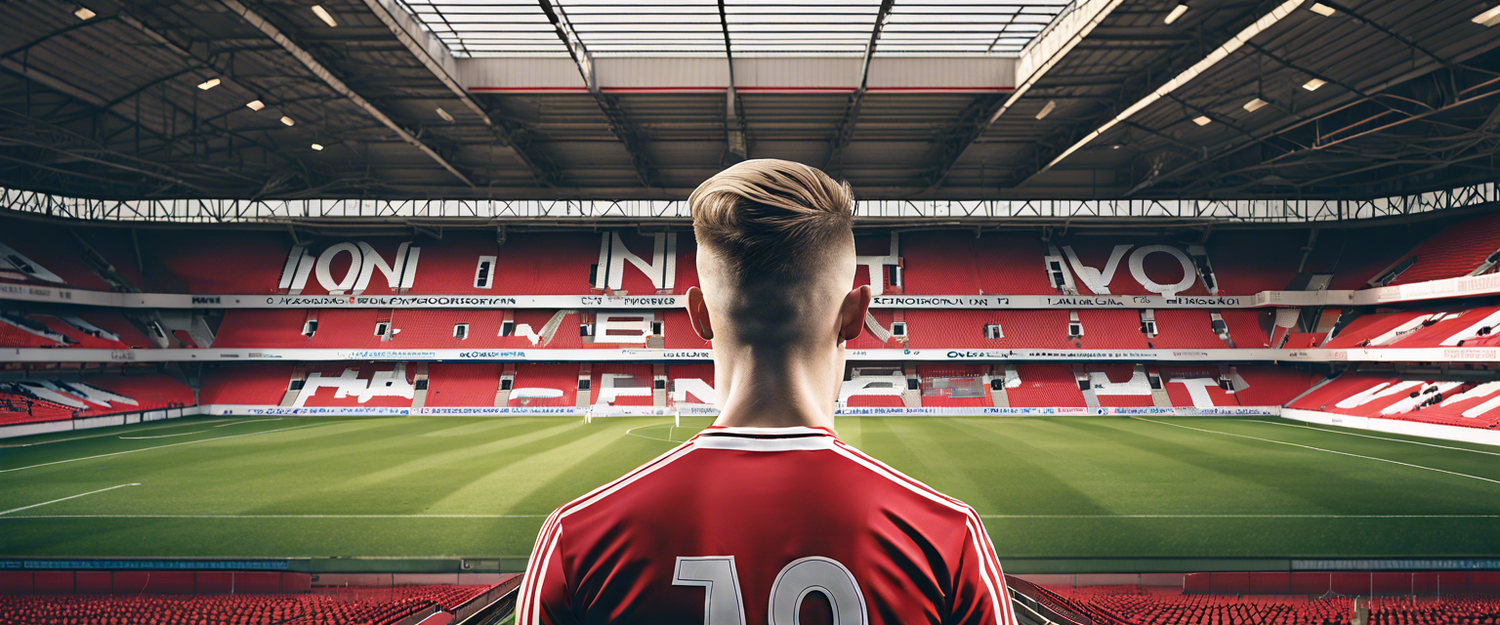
[517,159,1015,625]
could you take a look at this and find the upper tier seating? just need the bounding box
[1386,211,1500,286]
[13,214,1480,297]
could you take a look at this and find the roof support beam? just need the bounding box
[718,0,746,164]
[538,0,658,188]
[1125,32,1500,197]
[356,0,560,187]
[217,0,475,187]
[825,0,894,177]
[921,0,1127,190]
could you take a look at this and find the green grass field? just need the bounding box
[1,415,1498,564]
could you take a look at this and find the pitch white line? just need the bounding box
[120,431,207,440]
[0,483,141,516]
[624,422,686,444]
[0,423,329,475]
[1131,417,1500,486]
[1249,420,1500,457]
[0,419,235,449]
[215,418,282,428]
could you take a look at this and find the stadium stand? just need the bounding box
[1385,211,1500,286]
[1087,364,1156,407]
[146,231,296,294]
[84,374,194,412]
[212,309,316,348]
[667,364,716,405]
[508,363,580,407]
[425,363,503,407]
[294,364,415,408]
[917,364,991,407]
[663,309,711,349]
[590,364,655,407]
[1031,583,1355,625]
[1218,310,1272,348]
[1324,310,1432,348]
[1289,371,1500,429]
[0,583,500,625]
[200,364,295,405]
[1146,310,1226,349]
[1006,364,1086,408]
[1077,310,1149,349]
[0,315,61,348]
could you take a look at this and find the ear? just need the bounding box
[837,285,872,343]
[685,286,714,341]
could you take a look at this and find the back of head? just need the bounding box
[689,159,857,346]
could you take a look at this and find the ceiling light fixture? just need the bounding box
[1303,78,1327,91]
[1243,98,1269,112]
[246,100,265,111]
[74,6,96,20]
[435,107,455,122]
[1192,115,1212,126]
[1035,100,1057,120]
[1040,0,1304,173]
[1164,4,1189,24]
[311,5,338,27]
[311,143,325,151]
[1309,3,1336,16]
[280,116,295,127]
[1474,5,1500,26]
[196,78,221,91]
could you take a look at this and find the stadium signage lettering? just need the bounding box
[279,241,421,295]
[1045,296,1125,307]
[191,296,221,304]
[457,351,527,359]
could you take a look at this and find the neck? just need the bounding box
[709,341,841,431]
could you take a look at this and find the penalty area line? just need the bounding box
[0,483,141,516]
[1130,417,1500,486]
[0,423,330,475]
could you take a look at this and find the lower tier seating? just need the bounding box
[1290,371,1500,429]
[0,584,497,625]
[1029,583,1500,625]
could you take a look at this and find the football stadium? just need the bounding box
[3,0,1500,623]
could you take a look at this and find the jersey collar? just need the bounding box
[691,425,838,451]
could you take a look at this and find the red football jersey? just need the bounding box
[517,425,1016,625]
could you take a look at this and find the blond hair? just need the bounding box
[689,159,854,279]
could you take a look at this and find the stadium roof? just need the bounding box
[0,0,1498,205]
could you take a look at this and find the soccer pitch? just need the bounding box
[1,415,1498,565]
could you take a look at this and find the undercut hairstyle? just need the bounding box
[689,159,855,280]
